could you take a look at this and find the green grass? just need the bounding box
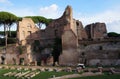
[0,68,74,79]
[0,69,16,79]
[33,71,74,79]
[0,68,120,79]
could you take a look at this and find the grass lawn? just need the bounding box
[0,68,74,79]
[0,67,120,79]
[33,71,74,79]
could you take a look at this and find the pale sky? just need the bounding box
[0,0,120,33]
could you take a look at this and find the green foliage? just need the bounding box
[0,38,16,46]
[0,38,5,45]
[0,68,74,79]
[0,11,18,47]
[0,31,17,46]
[0,11,18,24]
[0,68,120,79]
[0,31,17,38]
[7,38,16,44]
[25,16,52,26]
[108,32,120,37]
[0,31,4,35]
[32,40,40,53]
[34,71,73,79]
[8,31,16,37]
[17,17,22,21]
[18,45,24,54]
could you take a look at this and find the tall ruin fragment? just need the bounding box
[85,22,107,40]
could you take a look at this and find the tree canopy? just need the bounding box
[0,11,18,25]
[108,32,120,37]
[25,16,52,27]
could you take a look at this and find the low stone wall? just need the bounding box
[89,59,120,66]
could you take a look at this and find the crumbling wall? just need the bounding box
[85,22,107,40]
[59,30,79,66]
[17,18,41,65]
[0,44,29,65]
[78,42,120,66]
[40,5,81,66]
[76,20,88,40]
[17,18,40,45]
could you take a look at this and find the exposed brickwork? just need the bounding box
[76,20,88,40]
[85,22,107,40]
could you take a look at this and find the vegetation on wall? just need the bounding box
[18,45,26,55]
[32,40,41,53]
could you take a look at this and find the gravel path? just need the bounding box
[49,72,103,79]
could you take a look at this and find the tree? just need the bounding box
[108,32,120,37]
[0,11,18,49]
[25,16,52,28]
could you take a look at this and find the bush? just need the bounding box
[0,38,5,45]
[7,38,16,44]
[0,31,17,38]
[0,31,4,35]
[0,38,16,46]
[8,31,17,38]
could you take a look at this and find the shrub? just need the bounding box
[7,38,16,44]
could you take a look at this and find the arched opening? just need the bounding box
[40,23,46,29]
[36,23,47,30]
[52,38,62,66]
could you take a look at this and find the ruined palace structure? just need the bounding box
[0,6,120,66]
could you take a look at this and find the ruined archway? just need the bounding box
[1,55,5,64]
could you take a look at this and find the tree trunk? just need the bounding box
[9,26,11,37]
[4,24,8,50]
[38,22,42,29]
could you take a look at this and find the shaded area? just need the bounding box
[52,38,62,66]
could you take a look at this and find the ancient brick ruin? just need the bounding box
[0,5,120,66]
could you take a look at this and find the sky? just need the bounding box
[0,0,120,33]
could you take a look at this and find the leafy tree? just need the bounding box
[108,32,120,37]
[0,31,16,38]
[25,16,52,28]
[0,11,18,48]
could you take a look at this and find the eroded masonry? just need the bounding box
[0,6,120,66]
